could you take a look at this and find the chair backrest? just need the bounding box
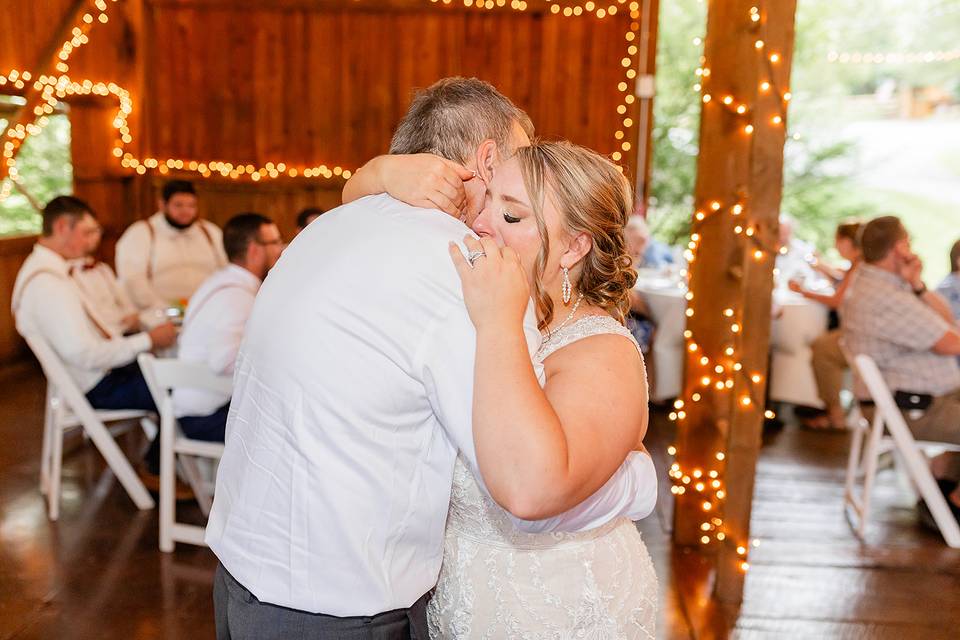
[24,332,89,415]
[137,354,232,409]
[853,353,909,432]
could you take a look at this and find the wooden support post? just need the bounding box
[671,0,797,604]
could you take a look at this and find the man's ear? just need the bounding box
[475,139,498,184]
[560,232,593,270]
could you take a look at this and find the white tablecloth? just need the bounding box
[633,278,829,405]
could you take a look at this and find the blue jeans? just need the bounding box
[85,362,157,412]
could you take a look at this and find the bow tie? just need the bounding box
[69,259,98,275]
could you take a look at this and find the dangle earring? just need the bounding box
[562,267,572,305]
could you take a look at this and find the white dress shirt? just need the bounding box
[69,259,141,337]
[115,212,227,309]
[173,264,259,417]
[13,245,153,393]
[206,195,657,616]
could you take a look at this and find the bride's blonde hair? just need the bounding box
[514,141,637,331]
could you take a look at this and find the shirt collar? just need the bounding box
[32,244,71,275]
[225,263,262,290]
[859,263,910,290]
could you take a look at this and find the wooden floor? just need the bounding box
[1,363,959,639]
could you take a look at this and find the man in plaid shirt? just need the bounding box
[841,216,960,519]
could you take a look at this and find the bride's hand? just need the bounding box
[450,235,530,332]
[378,154,475,219]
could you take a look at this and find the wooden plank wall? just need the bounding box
[0,0,656,362]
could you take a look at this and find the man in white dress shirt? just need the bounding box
[14,196,177,430]
[115,180,227,310]
[207,78,657,639]
[170,212,283,443]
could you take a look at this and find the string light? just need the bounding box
[670,1,789,572]
[827,49,960,65]
[4,0,639,191]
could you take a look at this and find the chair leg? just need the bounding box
[844,422,865,500]
[857,418,885,537]
[40,396,54,496]
[891,448,919,504]
[159,414,175,553]
[178,454,212,517]
[48,424,64,521]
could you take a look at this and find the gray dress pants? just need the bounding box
[214,563,430,640]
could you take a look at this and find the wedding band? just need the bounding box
[466,250,486,266]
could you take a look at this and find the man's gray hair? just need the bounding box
[389,77,534,164]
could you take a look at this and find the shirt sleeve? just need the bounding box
[115,222,167,310]
[871,289,954,351]
[419,294,658,533]
[203,290,255,375]
[22,274,152,372]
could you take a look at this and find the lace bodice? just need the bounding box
[536,313,641,362]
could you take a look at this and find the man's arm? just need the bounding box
[25,275,153,371]
[919,289,955,324]
[419,297,657,532]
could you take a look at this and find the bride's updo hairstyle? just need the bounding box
[514,141,638,331]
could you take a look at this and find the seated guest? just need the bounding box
[13,197,177,476]
[842,215,960,520]
[171,213,284,441]
[626,214,674,269]
[789,221,863,429]
[115,180,227,311]
[935,239,960,320]
[70,218,159,337]
[624,216,656,355]
[295,207,325,235]
[775,213,818,287]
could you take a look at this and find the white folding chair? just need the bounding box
[25,333,156,520]
[845,353,960,548]
[137,353,231,552]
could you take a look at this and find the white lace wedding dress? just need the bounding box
[427,315,658,639]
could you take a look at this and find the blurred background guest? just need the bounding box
[775,213,819,287]
[295,207,325,235]
[115,180,227,312]
[936,238,960,320]
[789,220,863,429]
[172,213,284,444]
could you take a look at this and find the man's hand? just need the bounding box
[148,321,177,350]
[122,313,141,333]
[899,252,925,290]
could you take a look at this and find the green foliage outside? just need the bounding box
[649,0,960,278]
[0,101,72,237]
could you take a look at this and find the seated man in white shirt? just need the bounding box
[115,180,227,311]
[14,196,177,417]
[170,212,283,442]
[70,219,152,337]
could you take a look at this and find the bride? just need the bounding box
[348,141,657,638]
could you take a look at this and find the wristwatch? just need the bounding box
[913,283,927,296]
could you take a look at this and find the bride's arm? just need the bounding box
[342,154,474,218]
[451,237,650,521]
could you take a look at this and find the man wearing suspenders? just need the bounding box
[170,213,284,442]
[13,196,177,426]
[115,180,227,311]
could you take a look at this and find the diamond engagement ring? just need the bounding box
[466,250,486,267]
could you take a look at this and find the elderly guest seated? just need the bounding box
[170,213,284,442]
[935,239,960,320]
[842,216,960,523]
[13,196,178,487]
[789,221,863,429]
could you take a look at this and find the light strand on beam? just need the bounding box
[827,50,960,65]
[669,1,790,573]
[3,0,643,195]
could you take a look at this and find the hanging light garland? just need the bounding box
[826,49,960,64]
[667,1,791,573]
[3,0,646,198]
